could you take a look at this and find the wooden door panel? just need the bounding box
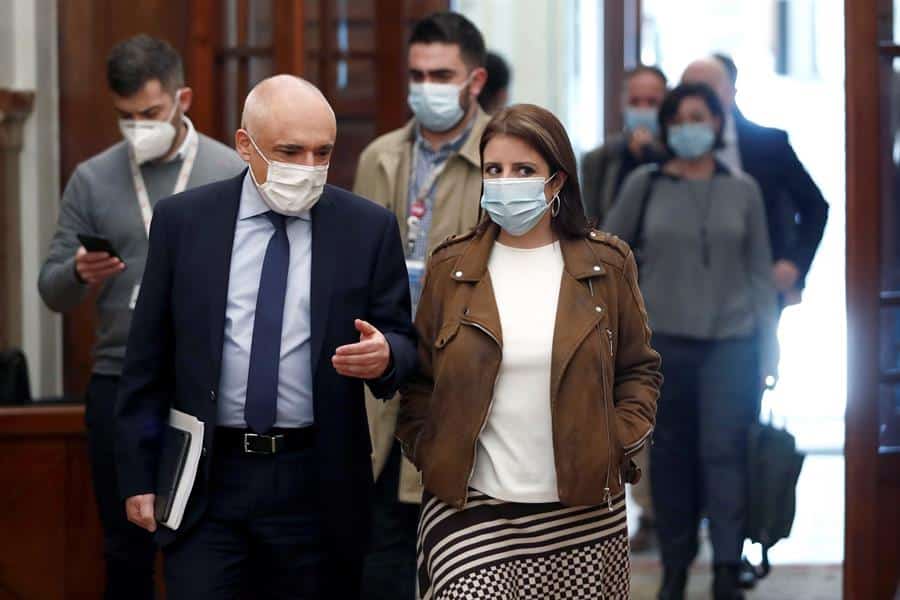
[845,0,900,596]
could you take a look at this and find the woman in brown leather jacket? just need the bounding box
[397,103,662,600]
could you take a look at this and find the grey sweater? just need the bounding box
[39,134,246,376]
[604,164,778,375]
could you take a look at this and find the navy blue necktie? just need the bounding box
[245,211,290,433]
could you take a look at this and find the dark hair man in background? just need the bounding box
[478,50,511,114]
[682,55,828,308]
[353,11,489,600]
[582,65,669,224]
[38,34,244,598]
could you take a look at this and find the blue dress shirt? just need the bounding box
[217,172,314,428]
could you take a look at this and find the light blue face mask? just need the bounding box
[624,107,659,136]
[668,122,716,160]
[480,173,558,236]
[407,75,472,133]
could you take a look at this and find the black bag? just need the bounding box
[0,348,31,405]
[742,418,805,581]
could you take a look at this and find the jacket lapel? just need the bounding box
[550,238,608,398]
[310,187,338,377]
[208,171,245,385]
[452,223,503,344]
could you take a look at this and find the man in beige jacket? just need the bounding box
[352,11,491,600]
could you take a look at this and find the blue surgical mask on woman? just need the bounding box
[480,173,558,236]
[667,122,716,160]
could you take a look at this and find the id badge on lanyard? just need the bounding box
[406,143,449,258]
[126,123,199,310]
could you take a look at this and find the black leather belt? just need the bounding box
[216,426,315,455]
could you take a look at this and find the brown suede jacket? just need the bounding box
[397,223,663,509]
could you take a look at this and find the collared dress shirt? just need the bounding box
[217,172,314,428]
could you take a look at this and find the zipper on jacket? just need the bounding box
[459,318,501,508]
[606,328,615,358]
[599,331,614,512]
[589,280,614,511]
[623,425,655,455]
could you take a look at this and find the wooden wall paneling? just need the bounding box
[274,0,305,75]
[844,0,889,597]
[876,454,900,597]
[0,440,69,597]
[237,0,250,106]
[603,0,643,139]
[187,0,221,140]
[375,0,408,135]
[57,0,192,396]
[603,1,626,138]
[63,435,105,598]
[317,0,335,101]
[0,407,101,598]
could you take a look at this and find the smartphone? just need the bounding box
[77,234,122,260]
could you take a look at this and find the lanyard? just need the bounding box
[128,120,199,237]
[407,142,454,257]
[410,141,452,207]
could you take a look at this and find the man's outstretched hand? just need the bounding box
[332,319,391,380]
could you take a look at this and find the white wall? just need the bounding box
[0,0,62,398]
[454,0,604,156]
[0,3,14,85]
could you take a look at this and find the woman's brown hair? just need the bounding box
[476,103,591,238]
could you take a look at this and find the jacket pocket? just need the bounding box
[434,320,461,349]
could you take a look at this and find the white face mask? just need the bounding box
[119,90,181,164]
[246,133,329,216]
[407,74,473,133]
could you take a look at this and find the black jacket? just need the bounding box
[581,133,666,224]
[114,171,418,557]
[735,111,828,283]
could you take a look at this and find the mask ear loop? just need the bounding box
[546,171,561,217]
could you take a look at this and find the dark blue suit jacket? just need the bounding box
[114,171,417,556]
[735,111,829,284]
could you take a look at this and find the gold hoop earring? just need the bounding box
[551,194,561,217]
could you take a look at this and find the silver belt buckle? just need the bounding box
[243,433,282,454]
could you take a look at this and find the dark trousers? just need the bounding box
[164,442,331,599]
[85,375,157,600]
[650,335,759,569]
[360,441,419,600]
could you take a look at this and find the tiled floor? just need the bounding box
[627,454,844,599]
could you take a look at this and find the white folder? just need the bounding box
[160,409,204,530]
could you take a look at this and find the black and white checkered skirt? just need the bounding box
[416,489,630,600]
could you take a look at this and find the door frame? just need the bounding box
[844,0,900,596]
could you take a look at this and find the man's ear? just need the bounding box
[178,87,193,114]
[234,129,253,162]
[468,67,488,98]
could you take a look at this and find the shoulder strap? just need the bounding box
[632,167,661,263]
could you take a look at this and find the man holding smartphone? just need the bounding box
[38,34,244,598]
